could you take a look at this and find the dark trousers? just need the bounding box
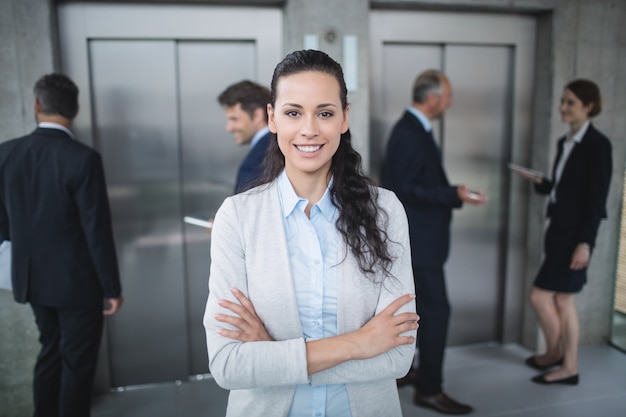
[30,304,104,417]
[413,266,451,395]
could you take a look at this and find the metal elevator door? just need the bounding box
[58,3,282,388]
[370,11,536,345]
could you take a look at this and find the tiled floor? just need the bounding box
[91,343,626,417]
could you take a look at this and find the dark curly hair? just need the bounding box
[255,50,394,279]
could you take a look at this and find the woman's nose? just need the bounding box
[299,116,319,138]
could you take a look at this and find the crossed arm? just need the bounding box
[204,192,418,389]
[215,288,419,376]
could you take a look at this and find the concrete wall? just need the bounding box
[1,0,624,414]
[0,1,57,415]
[0,0,58,137]
[283,0,371,168]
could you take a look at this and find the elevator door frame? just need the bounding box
[58,3,282,149]
[370,10,536,345]
[57,3,282,390]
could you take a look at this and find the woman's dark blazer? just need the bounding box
[535,123,612,247]
[0,127,121,308]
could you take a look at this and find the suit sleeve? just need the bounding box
[534,177,554,195]
[580,136,612,245]
[0,198,8,241]
[75,152,121,298]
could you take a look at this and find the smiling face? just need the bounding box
[223,103,265,146]
[560,88,592,130]
[268,70,349,183]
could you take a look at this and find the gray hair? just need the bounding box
[412,70,445,104]
[33,73,79,120]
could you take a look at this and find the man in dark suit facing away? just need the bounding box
[0,73,123,417]
[382,70,487,415]
[218,80,272,194]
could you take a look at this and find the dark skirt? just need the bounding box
[534,221,589,293]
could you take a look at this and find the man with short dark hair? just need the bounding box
[0,73,122,417]
[218,80,272,193]
[382,70,487,415]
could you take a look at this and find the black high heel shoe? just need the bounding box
[525,355,564,371]
[531,373,579,385]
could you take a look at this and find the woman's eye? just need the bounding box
[285,110,299,117]
[319,111,334,118]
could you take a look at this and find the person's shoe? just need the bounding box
[531,373,579,385]
[396,368,417,387]
[525,355,564,371]
[413,391,474,414]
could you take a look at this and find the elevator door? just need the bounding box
[370,11,536,345]
[58,3,282,388]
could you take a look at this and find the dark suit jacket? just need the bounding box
[382,110,462,267]
[0,127,121,308]
[535,123,612,247]
[235,131,272,194]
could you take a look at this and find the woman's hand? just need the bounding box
[215,288,273,342]
[570,244,590,270]
[349,294,419,360]
[510,166,543,184]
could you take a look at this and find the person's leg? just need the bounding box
[529,286,562,364]
[58,306,104,417]
[30,304,62,417]
[542,293,579,380]
[412,267,472,413]
[413,266,450,395]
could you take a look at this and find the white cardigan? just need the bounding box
[203,181,416,417]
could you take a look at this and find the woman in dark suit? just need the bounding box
[514,79,612,385]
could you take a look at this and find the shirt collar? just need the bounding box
[250,126,270,148]
[278,170,301,218]
[38,122,75,139]
[407,107,432,132]
[315,178,337,222]
[277,170,337,222]
[568,121,589,144]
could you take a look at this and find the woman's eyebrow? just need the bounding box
[280,102,338,108]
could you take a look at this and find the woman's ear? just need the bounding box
[267,104,277,133]
[341,104,350,134]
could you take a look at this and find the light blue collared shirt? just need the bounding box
[250,126,270,148]
[277,171,352,417]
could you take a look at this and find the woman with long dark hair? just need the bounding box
[203,50,418,416]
